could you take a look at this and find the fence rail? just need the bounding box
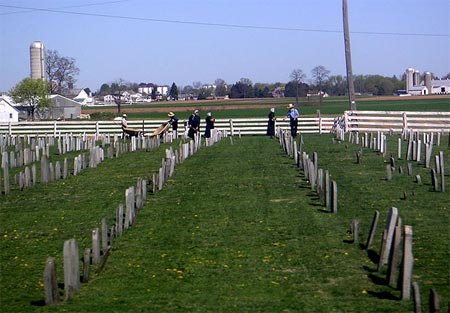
[1,111,449,136]
[0,117,335,137]
[344,111,450,133]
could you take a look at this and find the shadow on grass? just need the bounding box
[368,273,387,286]
[367,249,380,264]
[317,208,332,213]
[367,290,398,301]
[30,300,46,306]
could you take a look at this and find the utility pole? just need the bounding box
[343,0,356,110]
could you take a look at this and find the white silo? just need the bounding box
[30,41,46,80]
[413,70,420,86]
[406,68,414,92]
[425,72,432,94]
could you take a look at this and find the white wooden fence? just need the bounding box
[344,111,450,133]
[0,117,335,137]
[1,111,449,136]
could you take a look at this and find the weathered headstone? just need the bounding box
[439,151,445,192]
[82,248,91,283]
[331,180,338,213]
[401,225,414,301]
[44,257,59,305]
[351,219,359,243]
[101,217,108,252]
[92,228,101,264]
[379,207,399,269]
[429,288,440,312]
[365,210,380,250]
[386,165,392,181]
[412,282,421,313]
[387,217,402,287]
[63,239,80,301]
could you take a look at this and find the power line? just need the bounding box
[0,1,133,16]
[0,4,448,37]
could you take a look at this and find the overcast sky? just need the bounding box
[1,0,449,92]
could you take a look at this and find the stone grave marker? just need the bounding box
[365,210,380,250]
[63,239,80,301]
[44,257,59,305]
[401,225,413,301]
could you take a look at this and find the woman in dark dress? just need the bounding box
[204,112,215,138]
[188,109,200,139]
[266,108,275,138]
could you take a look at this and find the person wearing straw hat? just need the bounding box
[121,113,128,138]
[285,103,300,137]
[167,111,179,138]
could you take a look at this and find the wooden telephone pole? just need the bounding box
[343,0,356,110]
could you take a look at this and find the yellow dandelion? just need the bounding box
[361,289,368,295]
[271,281,280,285]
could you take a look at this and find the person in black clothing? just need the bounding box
[204,112,215,138]
[188,109,200,139]
[266,108,275,138]
[168,111,179,138]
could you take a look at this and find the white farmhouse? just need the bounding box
[0,96,19,124]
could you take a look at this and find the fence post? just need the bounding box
[344,111,349,133]
[403,112,410,133]
[229,119,234,136]
[96,121,100,137]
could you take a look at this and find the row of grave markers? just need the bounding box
[0,135,164,195]
[352,207,443,312]
[43,130,226,305]
[279,129,445,311]
[346,130,446,193]
[277,128,338,213]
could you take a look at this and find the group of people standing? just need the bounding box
[123,103,299,140]
[167,109,215,139]
[267,103,300,138]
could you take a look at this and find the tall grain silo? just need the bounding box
[30,41,46,80]
[406,68,414,92]
[413,70,420,86]
[425,72,432,94]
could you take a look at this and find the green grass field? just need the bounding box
[83,96,450,120]
[0,132,448,312]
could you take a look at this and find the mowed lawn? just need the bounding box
[1,134,449,312]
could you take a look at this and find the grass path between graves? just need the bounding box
[1,135,449,312]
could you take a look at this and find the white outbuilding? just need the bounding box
[0,96,19,124]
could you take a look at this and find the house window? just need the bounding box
[9,113,12,119]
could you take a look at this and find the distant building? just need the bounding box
[405,67,450,95]
[73,89,94,105]
[0,96,19,124]
[49,95,82,119]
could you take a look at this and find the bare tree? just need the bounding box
[45,49,80,95]
[111,78,128,114]
[311,66,330,92]
[290,69,306,106]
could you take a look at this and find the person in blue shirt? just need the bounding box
[188,109,200,139]
[285,103,299,137]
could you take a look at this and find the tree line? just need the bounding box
[8,48,450,120]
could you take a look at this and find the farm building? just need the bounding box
[49,95,82,119]
[405,67,450,95]
[73,89,94,105]
[0,96,19,124]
